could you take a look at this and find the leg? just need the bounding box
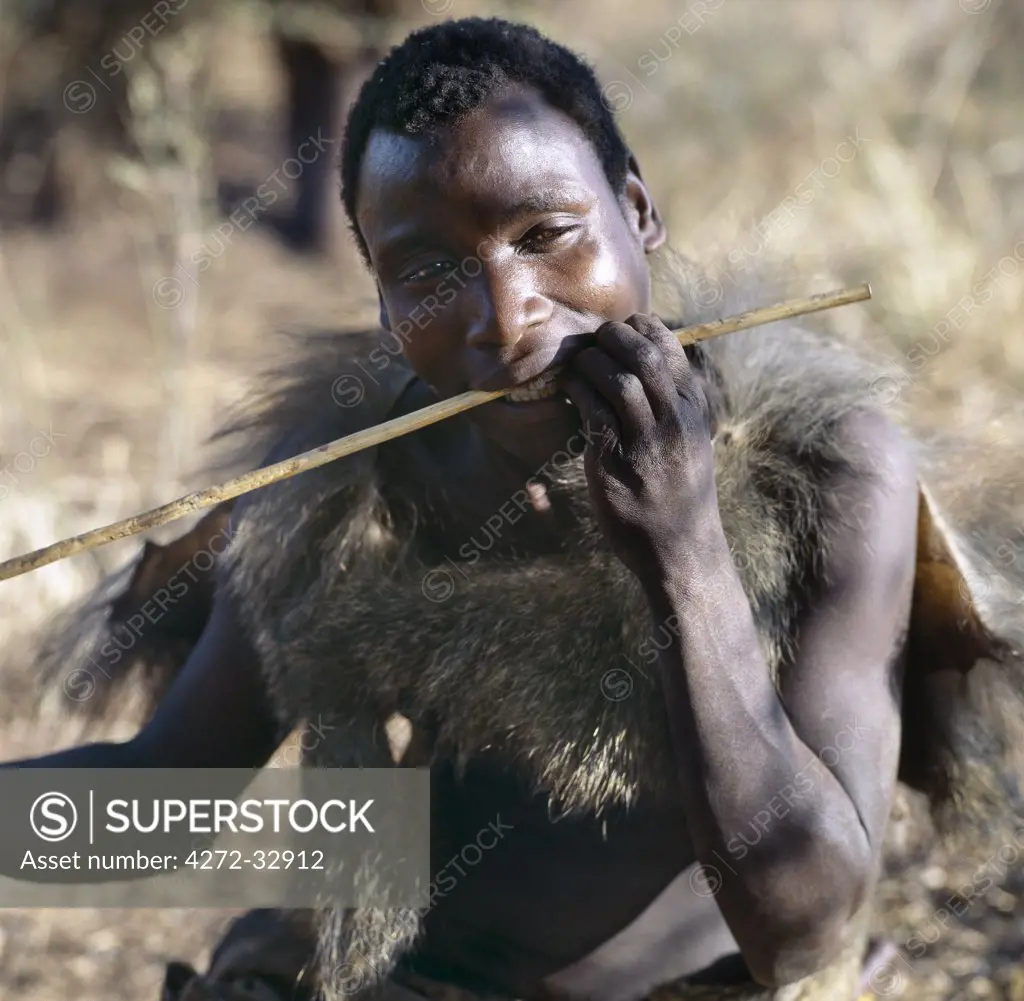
[161,908,319,1000]
[645,904,873,1001]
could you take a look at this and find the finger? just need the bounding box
[563,371,620,452]
[570,345,655,442]
[620,314,711,430]
[594,320,679,423]
[624,313,690,364]
[624,313,703,399]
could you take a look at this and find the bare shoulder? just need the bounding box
[823,407,919,584]
[834,406,918,489]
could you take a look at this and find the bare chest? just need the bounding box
[410,757,741,1000]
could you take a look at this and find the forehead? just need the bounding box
[355,88,612,244]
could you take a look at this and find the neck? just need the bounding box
[383,400,583,558]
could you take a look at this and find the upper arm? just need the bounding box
[777,410,919,852]
[128,587,286,768]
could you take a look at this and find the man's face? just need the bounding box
[356,85,666,466]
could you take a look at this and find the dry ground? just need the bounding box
[0,0,1022,998]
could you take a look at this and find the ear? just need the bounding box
[621,153,667,254]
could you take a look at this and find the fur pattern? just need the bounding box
[216,262,908,999]
[221,323,884,818]
[214,258,1023,999]
[24,256,1023,1000]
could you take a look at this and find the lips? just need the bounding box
[506,370,560,402]
[471,370,581,460]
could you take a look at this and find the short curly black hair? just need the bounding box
[340,16,631,264]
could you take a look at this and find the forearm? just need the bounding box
[3,738,144,769]
[1,738,221,888]
[644,521,870,982]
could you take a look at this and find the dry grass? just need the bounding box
[0,0,1022,998]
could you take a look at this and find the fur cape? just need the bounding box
[218,261,1024,842]
[208,268,1024,999]
[219,320,888,815]
[32,258,1024,843]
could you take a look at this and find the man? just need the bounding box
[7,16,1022,1001]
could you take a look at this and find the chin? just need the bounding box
[471,396,586,470]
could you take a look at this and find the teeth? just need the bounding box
[507,371,559,402]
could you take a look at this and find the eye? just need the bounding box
[519,224,579,253]
[400,259,455,284]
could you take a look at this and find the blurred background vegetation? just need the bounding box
[0,0,1021,998]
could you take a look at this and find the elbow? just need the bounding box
[746,923,857,988]
[741,884,868,986]
[741,857,873,988]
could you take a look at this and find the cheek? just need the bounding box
[559,230,648,319]
[597,245,646,316]
[401,338,441,384]
[383,291,462,377]
[397,326,466,392]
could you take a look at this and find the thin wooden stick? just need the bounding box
[0,283,871,583]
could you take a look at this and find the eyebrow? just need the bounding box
[375,229,432,267]
[373,186,595,266]
[492,187,594,225]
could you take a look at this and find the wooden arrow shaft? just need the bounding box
[0,283,871,583]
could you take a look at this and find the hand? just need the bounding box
[562,314,718,585]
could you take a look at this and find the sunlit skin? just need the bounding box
[350,84,918,994]
[7,84,920,998]
[357,85,665,474]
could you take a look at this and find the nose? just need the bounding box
[464,261,554,356]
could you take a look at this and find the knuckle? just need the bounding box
[596,319,629,341]
[625,311,660,334]
[635,342,667,377]
[629,311,673,341]
[674,366,704,402]
[624,311,651,331]
[617,371,647,402]
[675,385,711,430]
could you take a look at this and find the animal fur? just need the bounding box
[29,327,416,724]
[207,255,1023,999]
[221,317,886,818]
[31,503,231,722]
[26,256,1023,1000]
